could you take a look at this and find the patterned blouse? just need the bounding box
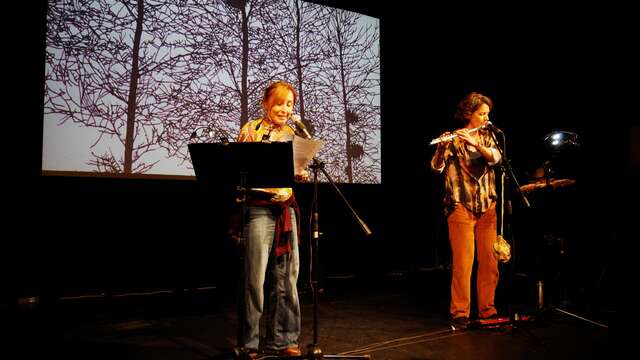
[430,129,501,217]
[237,118,296,203]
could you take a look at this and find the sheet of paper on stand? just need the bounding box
[293,135,324,176]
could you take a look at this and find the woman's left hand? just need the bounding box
[456,129,478,147]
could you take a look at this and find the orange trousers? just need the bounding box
[447,203,499,319]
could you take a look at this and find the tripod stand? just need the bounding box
[476,131,608,334]
[287,118,373,358]
[519,165,608,330]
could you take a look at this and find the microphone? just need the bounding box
[485,121,503,133]
[291,114,312,139]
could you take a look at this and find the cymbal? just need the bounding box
[520,178,576,193]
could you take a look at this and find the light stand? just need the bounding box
[525,134,608,330]
[474,129,608,334]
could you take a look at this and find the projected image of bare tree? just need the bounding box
[44,0,380,183]
[46,0,187,173]
[312,9,380,183]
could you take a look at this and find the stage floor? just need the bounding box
[7,270,611,360]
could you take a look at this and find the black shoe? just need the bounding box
[233,347,258,360]
[450,316,469,330]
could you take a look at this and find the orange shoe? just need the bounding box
[280,346,302,357]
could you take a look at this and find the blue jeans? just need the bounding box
[242,206,300,350]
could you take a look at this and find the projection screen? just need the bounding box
[43,0,380,183]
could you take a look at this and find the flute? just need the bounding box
[429,121,494,145]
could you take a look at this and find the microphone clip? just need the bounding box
[486,121,503,134]
[291,115,312,139]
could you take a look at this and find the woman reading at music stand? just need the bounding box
[235,81,305,358]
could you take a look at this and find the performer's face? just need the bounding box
[265,89,295,126]
[468,103,490,128]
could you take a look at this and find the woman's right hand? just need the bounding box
[295,169,310,182]
[436,131,452,149]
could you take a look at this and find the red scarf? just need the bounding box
[250,194,301,256]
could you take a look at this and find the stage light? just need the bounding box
[543,131,580,152]
[190,126,216,141]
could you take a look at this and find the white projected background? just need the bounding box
[43,0,380,184]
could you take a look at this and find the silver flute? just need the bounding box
[429,122,492,145]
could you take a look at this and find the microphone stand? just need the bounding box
[469,127,550,343]
[302,157,371,360]
[488,127,530,210]
[486,128,528,289]
[294,125,371,359]
[487,127,528,276]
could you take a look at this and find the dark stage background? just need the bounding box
[5,1,631,313]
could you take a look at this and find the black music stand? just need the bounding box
[188,141,295,356]
[189,142,294,189]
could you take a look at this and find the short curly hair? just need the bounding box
[454,92,493,124]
